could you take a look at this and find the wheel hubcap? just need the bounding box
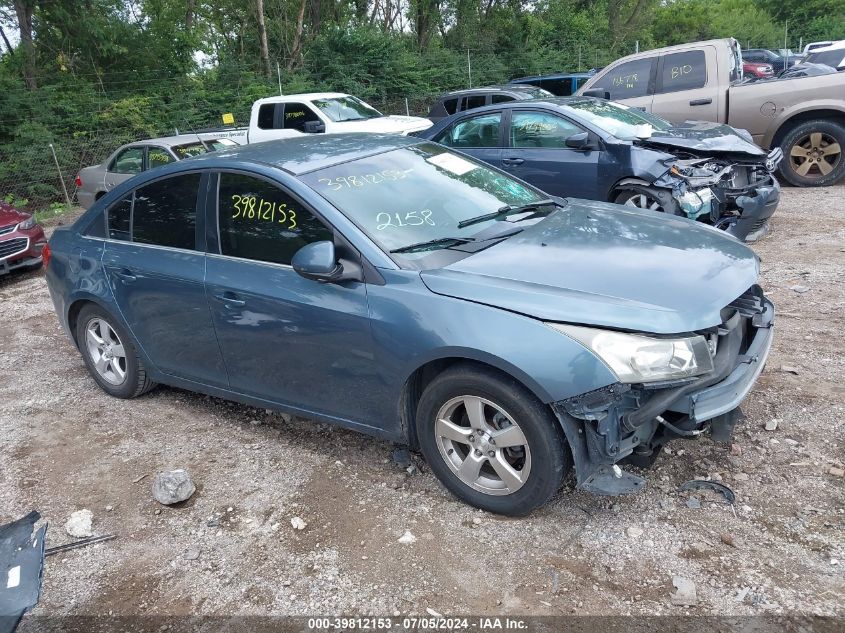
[85,318,127,386]
[434,396,531,496]
[622,193,664,212]
[790,132,841,178]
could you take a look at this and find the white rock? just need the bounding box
[290,516,307,530]
[64,509,93,538]
[627,526,644,538]
[764,419,779,431]
[398,530,417,544]
[671,576,697,606]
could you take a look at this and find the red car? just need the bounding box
[0,200,47,276]
[743,61,774,79]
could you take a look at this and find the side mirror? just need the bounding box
[582,89,611,100]
[292,241,342,282]
[304,120,326,134]
[565,132,591,149]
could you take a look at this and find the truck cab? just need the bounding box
[247,93,432,144]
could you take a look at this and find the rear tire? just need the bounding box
[415,364,570,516]
[75,303,156,399]
[778,119,845,187]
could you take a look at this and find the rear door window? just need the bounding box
[442,98,458,115]
[257,104,276,129]
[132,173,201,250]
[217,173,333,266]
[657,50,707,93]
[591,58,655,99]
[438,112,502,148]
[491,94,515,104]
[110,147,144,175]
[460,95,487,111]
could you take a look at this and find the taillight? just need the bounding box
[42,242,51,269]
[75,174,82,187]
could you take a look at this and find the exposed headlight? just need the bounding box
[548,323,714,383]
[17,215,37,230]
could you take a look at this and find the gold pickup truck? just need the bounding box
[578,38,845,187]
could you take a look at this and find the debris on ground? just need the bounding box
[45,534,115,557]
[671,576,697,606]
[779,364,800,375]
[686,497,701,509]
[290,517,307,530]
[151,469,196,505]
[398,530,417,544]
[63,510,93,538]
[765,419,779,431]
[0,512,47,632]
[789,285,810,293]
[391,447,412,469]
[679,480,736,505]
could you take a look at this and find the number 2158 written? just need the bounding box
[231,195,297,230]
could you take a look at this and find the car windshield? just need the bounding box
[806,50,845,69]
[172,143,208,159]
[300,142,548,267]
[312,96,383,122]
[561,99,673,140]
[522,87,554,98]
[206,139,238,151]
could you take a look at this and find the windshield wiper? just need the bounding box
[457,198,564,229]
[389,236,476,254]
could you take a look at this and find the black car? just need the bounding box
[426,85,552,122]
[418,96,782,242]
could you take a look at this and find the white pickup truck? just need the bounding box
[203,93,432,145]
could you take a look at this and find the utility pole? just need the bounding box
[784,20,788,53]
[277,61,283,95]
[578,44,582,72]
[467,49,472,88]
[635,40,639,54]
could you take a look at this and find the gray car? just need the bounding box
[75,135,239,209]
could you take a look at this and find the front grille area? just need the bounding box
[0,223,16,236]
[0,237,28,260]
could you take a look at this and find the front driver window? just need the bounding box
[282,103,321,132]
[217,173,333,266]
[510,112,582,148]
[442,112,501,148]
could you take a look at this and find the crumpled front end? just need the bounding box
[654,147,783,242]
[551,285,774,496]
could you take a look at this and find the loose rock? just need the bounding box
[764,419,779,431]
[789,285,810,293]
[398,530,417,544]
[671,576,697,606]
[290,516,307,530]
[183,548,200,561]
[64,509,93,538]
[828,467,845,478]
[152,469,196,505]
[626,526,643,538]
[720,532,738,548]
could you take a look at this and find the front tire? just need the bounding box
[415,364,570,516]
[75,303,156,399]
[778,120,845,187]
[614,186,680,215]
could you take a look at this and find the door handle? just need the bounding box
[689,98,712,106]
[113,269,137,283]
[214,292,245,308]
[502,158,524,166]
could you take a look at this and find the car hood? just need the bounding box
[335,115,433,135]
[641,121,767,157]
[0,201,28,227]
[419,200,759,334]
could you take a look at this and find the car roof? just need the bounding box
[510,72,592,82]
[438,85,543,98]
[187,133,423,176]
[122,135,209,149]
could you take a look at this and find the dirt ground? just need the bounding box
[1,185,843,622]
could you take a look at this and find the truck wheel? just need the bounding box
[778,120,845,187]
[415,364,570,516]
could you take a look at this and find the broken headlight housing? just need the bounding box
[548,323,714,383]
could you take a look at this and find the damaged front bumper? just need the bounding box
[552,286,774,496]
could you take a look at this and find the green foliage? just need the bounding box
[0,0,839,208]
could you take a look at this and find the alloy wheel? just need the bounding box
[434,395,532,496]
[85,318,127,386]
[790,132,842,178]
[621,193,664,212]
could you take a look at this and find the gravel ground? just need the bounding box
[1,186,843,621]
